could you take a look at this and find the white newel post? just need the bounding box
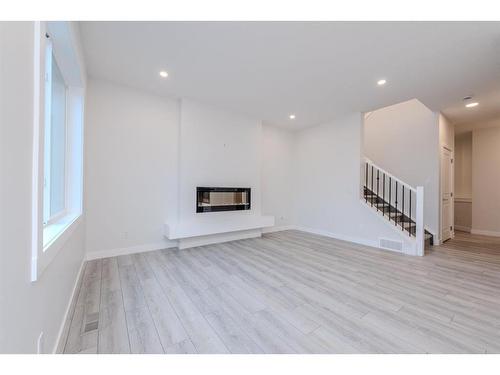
[416,186,425,256]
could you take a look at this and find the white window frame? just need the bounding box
[43,38,69,227]
[31,21,85,281]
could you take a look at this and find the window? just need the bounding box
[32,22,85,281]
[43,40,67,225]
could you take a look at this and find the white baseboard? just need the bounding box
[53,258,85,353]
[294,225,379,249]
[455,225,471,233]
[84,226,294,261]
[86,240,177,261]
[262,225,296,233]
[471,228,500,237]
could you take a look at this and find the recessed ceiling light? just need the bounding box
[159,71,168,78]
[465,102,479,108]
[377,79,387,86]
[289,114,296,119]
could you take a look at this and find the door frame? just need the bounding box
[440,145,454,243]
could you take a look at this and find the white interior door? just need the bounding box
[441,147,453,242]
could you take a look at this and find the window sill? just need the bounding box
[43,212,80,250]
[37,212,82,278]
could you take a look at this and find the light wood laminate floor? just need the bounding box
[61,230,500,354]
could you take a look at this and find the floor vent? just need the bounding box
[379,238,403,252]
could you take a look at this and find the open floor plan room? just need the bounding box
[2,18,500,363]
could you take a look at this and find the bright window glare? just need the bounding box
[49,56,66,217]
[43,45,67,225]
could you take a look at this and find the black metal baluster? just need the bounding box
[389,177,392,223]
[383,173,386,217]
[365,163,368,202]
[376,170,380,211]
[395,181,398,227]
[371,166,374,207]
[409,190,412,236]
[402,186,405,232]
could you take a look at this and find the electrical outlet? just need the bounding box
[37,332,44,354]
[123,231,129,239]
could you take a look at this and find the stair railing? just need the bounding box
[363,158,424,256]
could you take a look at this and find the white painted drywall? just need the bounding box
[84,79,179,256]
[472,126,500,236]
[455,201,472,232]
[0,22,86,353]
[261,125,296,228]
[364,99,440,238]
[455,116,500,135]
[295,113,416,253]
[454,132,472,232]
[454,132,472,200]
[439,113,455,151]
[84,83,296,255]
[177,99,263,222]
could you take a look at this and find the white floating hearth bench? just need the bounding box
[164,215,275,249]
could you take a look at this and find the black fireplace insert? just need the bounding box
[196,187,251,213]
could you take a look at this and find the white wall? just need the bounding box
[439,113,455,152]
[177,99,263,223]
[0,22,86,353]
[364,99,440,238]
[84,79,179,257]
[454,132,472,232]
[455,132,472,199]
[455,200,472,232]
[295,113,415,253]
[84,82,299,256]
[261,125,296,228]
[455,116,500,135]
[472,126,500,236]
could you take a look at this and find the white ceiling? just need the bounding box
[79,22,500,129]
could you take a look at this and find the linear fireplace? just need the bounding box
[196,187,251,213]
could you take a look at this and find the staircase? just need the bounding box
[363,158,433,255]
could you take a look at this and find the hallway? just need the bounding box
[438,231,500,256]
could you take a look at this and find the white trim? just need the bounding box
[364,157,416,193]
[471,229,500,237]
[296,225,424,256]
[440,145,454,243]
[454,225,471,233]
[87,226,295,260]
[31,21,44,282]
[86,222,424,262]
[43,37,53,225]
[294,225,379,248]
[39,215,82,274]
[415,186,425,256]
[86,241,177,261]
[262,225,295,233]
[53,259,85,354]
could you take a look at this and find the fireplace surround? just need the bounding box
[196,187,251,213]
